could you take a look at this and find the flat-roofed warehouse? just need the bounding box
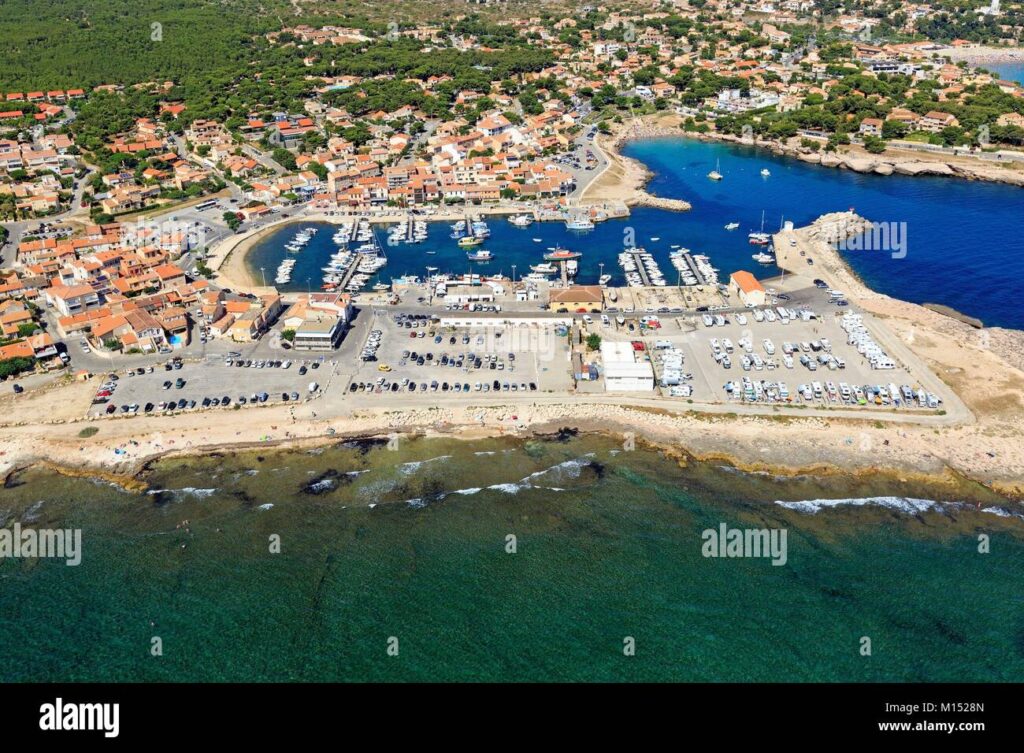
[600,341,654,391]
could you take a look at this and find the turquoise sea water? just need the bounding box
[987,61,1024,85]
[247,137,1024,329]
[1,436,1021,682]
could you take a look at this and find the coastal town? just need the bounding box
[4,0,1024,714]
[1,1,1023,497]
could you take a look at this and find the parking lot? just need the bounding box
[341,312,572,397]
[86,354,336,416]
[597,284,944,410]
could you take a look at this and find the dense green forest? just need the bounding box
[0,0,290,90]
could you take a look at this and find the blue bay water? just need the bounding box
[246,137,1024,329]
[624,137,1024,330]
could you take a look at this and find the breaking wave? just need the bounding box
[147,487,218,499]
[775,496,1024,520]
[775,497,942,514]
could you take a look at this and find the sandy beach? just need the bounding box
[933,45,1024,65]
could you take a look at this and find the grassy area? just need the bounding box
[78,426,99,438]
[902,132,934,144]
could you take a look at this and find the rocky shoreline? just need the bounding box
[704,131,1024,187]
[603,114,1024,189]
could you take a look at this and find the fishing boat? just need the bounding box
[725,222,739,230]
[458,236,483,247]
[707,158,723,181]
[565,217,594,231]
[466,249,494,262]
[509,214,534,227]
[530,262,557,274]
[543,247,582,262]
[760,168,771,177]
[752,251,775,263]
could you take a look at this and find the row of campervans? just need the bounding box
[724,377,791,403]
[658,346,691,388]
[840,312,895,370]
[701,313,728,327]
[751,307,816,324]
[798,352,847,372]
[781,339,830,355]
[795,380,940,408]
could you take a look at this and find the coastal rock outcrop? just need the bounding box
[893,161,956,177]
[843,157,878,173]
[693,129,1024,188]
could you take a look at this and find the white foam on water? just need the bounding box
[398,455,452,475]
[775,496,944,514]
[982,507,1010,517]
[526,454,595,483]
[147,487,218,499]
[980,506,1024,520]
[488,482,528,494]
[306,479,336,494]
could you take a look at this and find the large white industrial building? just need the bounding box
[600,341,654,391]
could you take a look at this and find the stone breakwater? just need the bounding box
[630,193,692,211]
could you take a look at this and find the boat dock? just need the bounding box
[677,251,707,286]
[325,216,388,293]
[626,250,652,286]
